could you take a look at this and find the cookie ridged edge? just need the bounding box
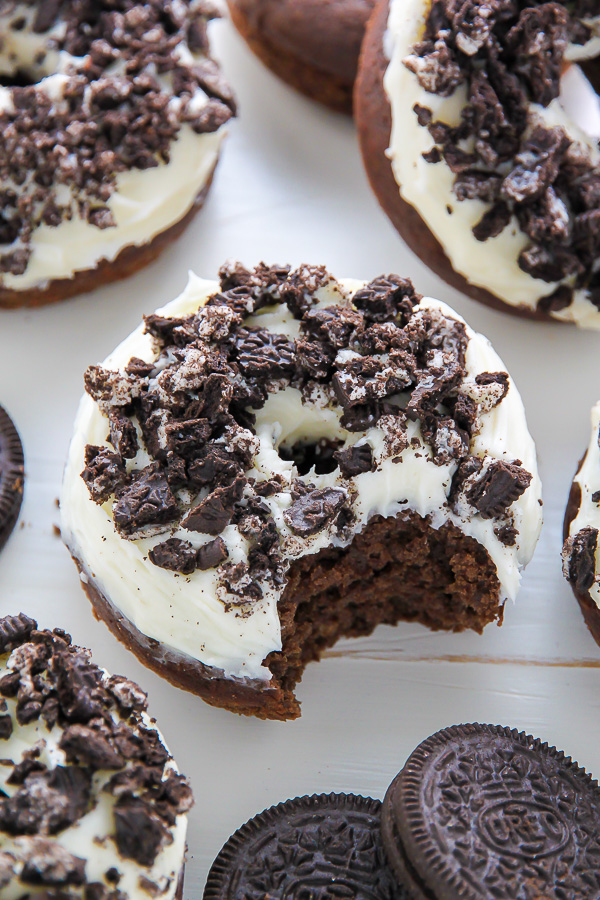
[389,723,600,900]
[203,792,383,899]
[0,405,24,551]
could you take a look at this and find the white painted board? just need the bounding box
[1,18,600,897]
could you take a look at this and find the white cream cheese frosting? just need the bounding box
[564,401,600,607]
[0,618,190,900]
[61,271,543,684]
[383,0,600,327]
[0,1,232,293]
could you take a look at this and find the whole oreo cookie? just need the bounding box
[204,792,405,898]
[0,405,24,552]
[382,723,600,900]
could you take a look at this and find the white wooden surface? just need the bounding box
[1,18,600,896]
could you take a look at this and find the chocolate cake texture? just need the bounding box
[61,262,542,719]
[0,613,192,899]
[0,0,236,307]
[356,0,600,326]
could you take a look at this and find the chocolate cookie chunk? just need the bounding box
[0,406,24,553]
[204,792,405,898]
[382,723,600,900]
[0,613,191,898]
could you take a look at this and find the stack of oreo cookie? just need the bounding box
[204,723,600,899]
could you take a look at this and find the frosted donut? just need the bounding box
[0,0,235,308]
[0,613,192,900]
[61,262,542,720]
[356,0,600,327]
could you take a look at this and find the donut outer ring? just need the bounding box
[0,163,217,310]
[67,548,299,721]
[227,0,374,114]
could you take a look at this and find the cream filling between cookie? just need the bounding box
[384,0,600,327]
[0,661,187,900]
[568,401,600,608]
[60,275,542,683]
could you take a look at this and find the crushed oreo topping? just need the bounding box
[0,0,236,277]
[406,0,600,308]
[563,525,599,593]
[80,263,531,608]
[0,616,193,888]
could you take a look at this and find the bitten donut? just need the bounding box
[0,613,193,899]
[356,0,600,326]
[562,401,600,646]
[0,0,236,309]
[227,0,375,113]
[61,262,542,721]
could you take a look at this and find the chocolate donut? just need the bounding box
[356,0,600,326]
[0,613,192,899]
[227,0,375,113]
[0,0,236,309]
[562,402,600,646]
[61,262,542,721]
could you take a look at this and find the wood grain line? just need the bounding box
[321,650,600,668]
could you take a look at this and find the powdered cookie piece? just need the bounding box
[562,400,600,646]
[228,0,375,113]
[0,1,236,308]
[204,793,404,899]
[61,263,542,720]
[0,613,192,899]
[382,723,600,899]
[356,0,600,326]
[0,406,24,552]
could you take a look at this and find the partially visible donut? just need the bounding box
[0,1,236,308]
[60,262,542,720]
[0,612,192,899]
[562,402,600,647]
[356,0,600,326]
[227,0,375,113]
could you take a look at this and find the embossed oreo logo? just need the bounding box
[478,801,570,860]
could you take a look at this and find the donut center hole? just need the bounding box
[0,70,39,87]
[278,439,344,476]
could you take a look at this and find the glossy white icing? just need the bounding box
[384,0,600,326]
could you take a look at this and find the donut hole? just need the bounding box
[264,512,502,717]
[0,69,40,88]
[277,438,344,476]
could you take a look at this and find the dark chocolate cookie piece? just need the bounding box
[382,723,600,900]
[0,406,24,553]
[204,792,406,899]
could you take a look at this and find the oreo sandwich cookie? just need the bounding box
[0,405,24,553]
[204,792,405,898]
[382,723,600,899]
